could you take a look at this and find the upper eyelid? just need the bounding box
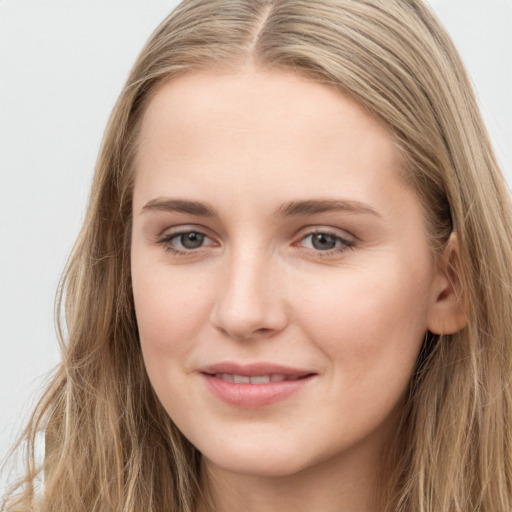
[157,224,215,239]
[295,233,355,250]
[294,225,356,242]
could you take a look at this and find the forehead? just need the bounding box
[137,67,397,163]
[133,68,407,218]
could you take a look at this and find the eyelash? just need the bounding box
[156,228,355,257]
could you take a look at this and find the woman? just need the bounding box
[3,0,512,511]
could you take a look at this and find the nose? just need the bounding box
[209,248,289,341]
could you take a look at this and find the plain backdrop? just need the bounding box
[1,0,511,489]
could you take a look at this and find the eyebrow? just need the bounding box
[275,199,381,218]
[141,198,218,217]
[141,197,380,218]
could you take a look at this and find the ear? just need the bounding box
[427,233,468,335]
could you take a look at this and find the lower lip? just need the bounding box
[202,374,314,408]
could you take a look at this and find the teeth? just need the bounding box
[250,375,271,384]
[214,373,294,384]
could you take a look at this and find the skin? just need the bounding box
[131,67,462,512]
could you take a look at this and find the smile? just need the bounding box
[199,363,316,408]
[211,373,304,384]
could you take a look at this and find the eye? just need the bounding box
[157,229,216,254]
[298,230,355,254]
[175,231,206,250]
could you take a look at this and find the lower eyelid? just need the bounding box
[300,241,355,258]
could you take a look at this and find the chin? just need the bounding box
[203,452,312,478]
[196,433,324,478]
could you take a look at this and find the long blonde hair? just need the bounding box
[3,1,512,511]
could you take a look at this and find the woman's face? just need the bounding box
[131,68,446,477]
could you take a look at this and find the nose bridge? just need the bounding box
[211,242,287,340]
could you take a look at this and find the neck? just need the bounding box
[196,437,393,512]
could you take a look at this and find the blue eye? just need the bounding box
[307,233,339,250]
[299,231,354,253]
[158,230,214,253]
[174,232,206,249]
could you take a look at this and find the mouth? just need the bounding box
[199,362,315,382]
[206,373,310,384]
[199,362,316,408]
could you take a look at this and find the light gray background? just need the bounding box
[1,0,511,488]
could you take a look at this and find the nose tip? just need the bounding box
[209,258,288,341]
[215,318,280,342]
[211,288,288,341]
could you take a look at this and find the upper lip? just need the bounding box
[199,362,315,377]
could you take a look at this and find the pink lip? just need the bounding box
[200,362,313,377]
[199,362,316,408]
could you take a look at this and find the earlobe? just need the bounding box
[427,233,468,335]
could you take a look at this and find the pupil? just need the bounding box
[312,233,336,250]
[181,232,204,249]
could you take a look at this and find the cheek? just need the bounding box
[131,260,213,366]
[131,263,216,419]
[294,258,433,383]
